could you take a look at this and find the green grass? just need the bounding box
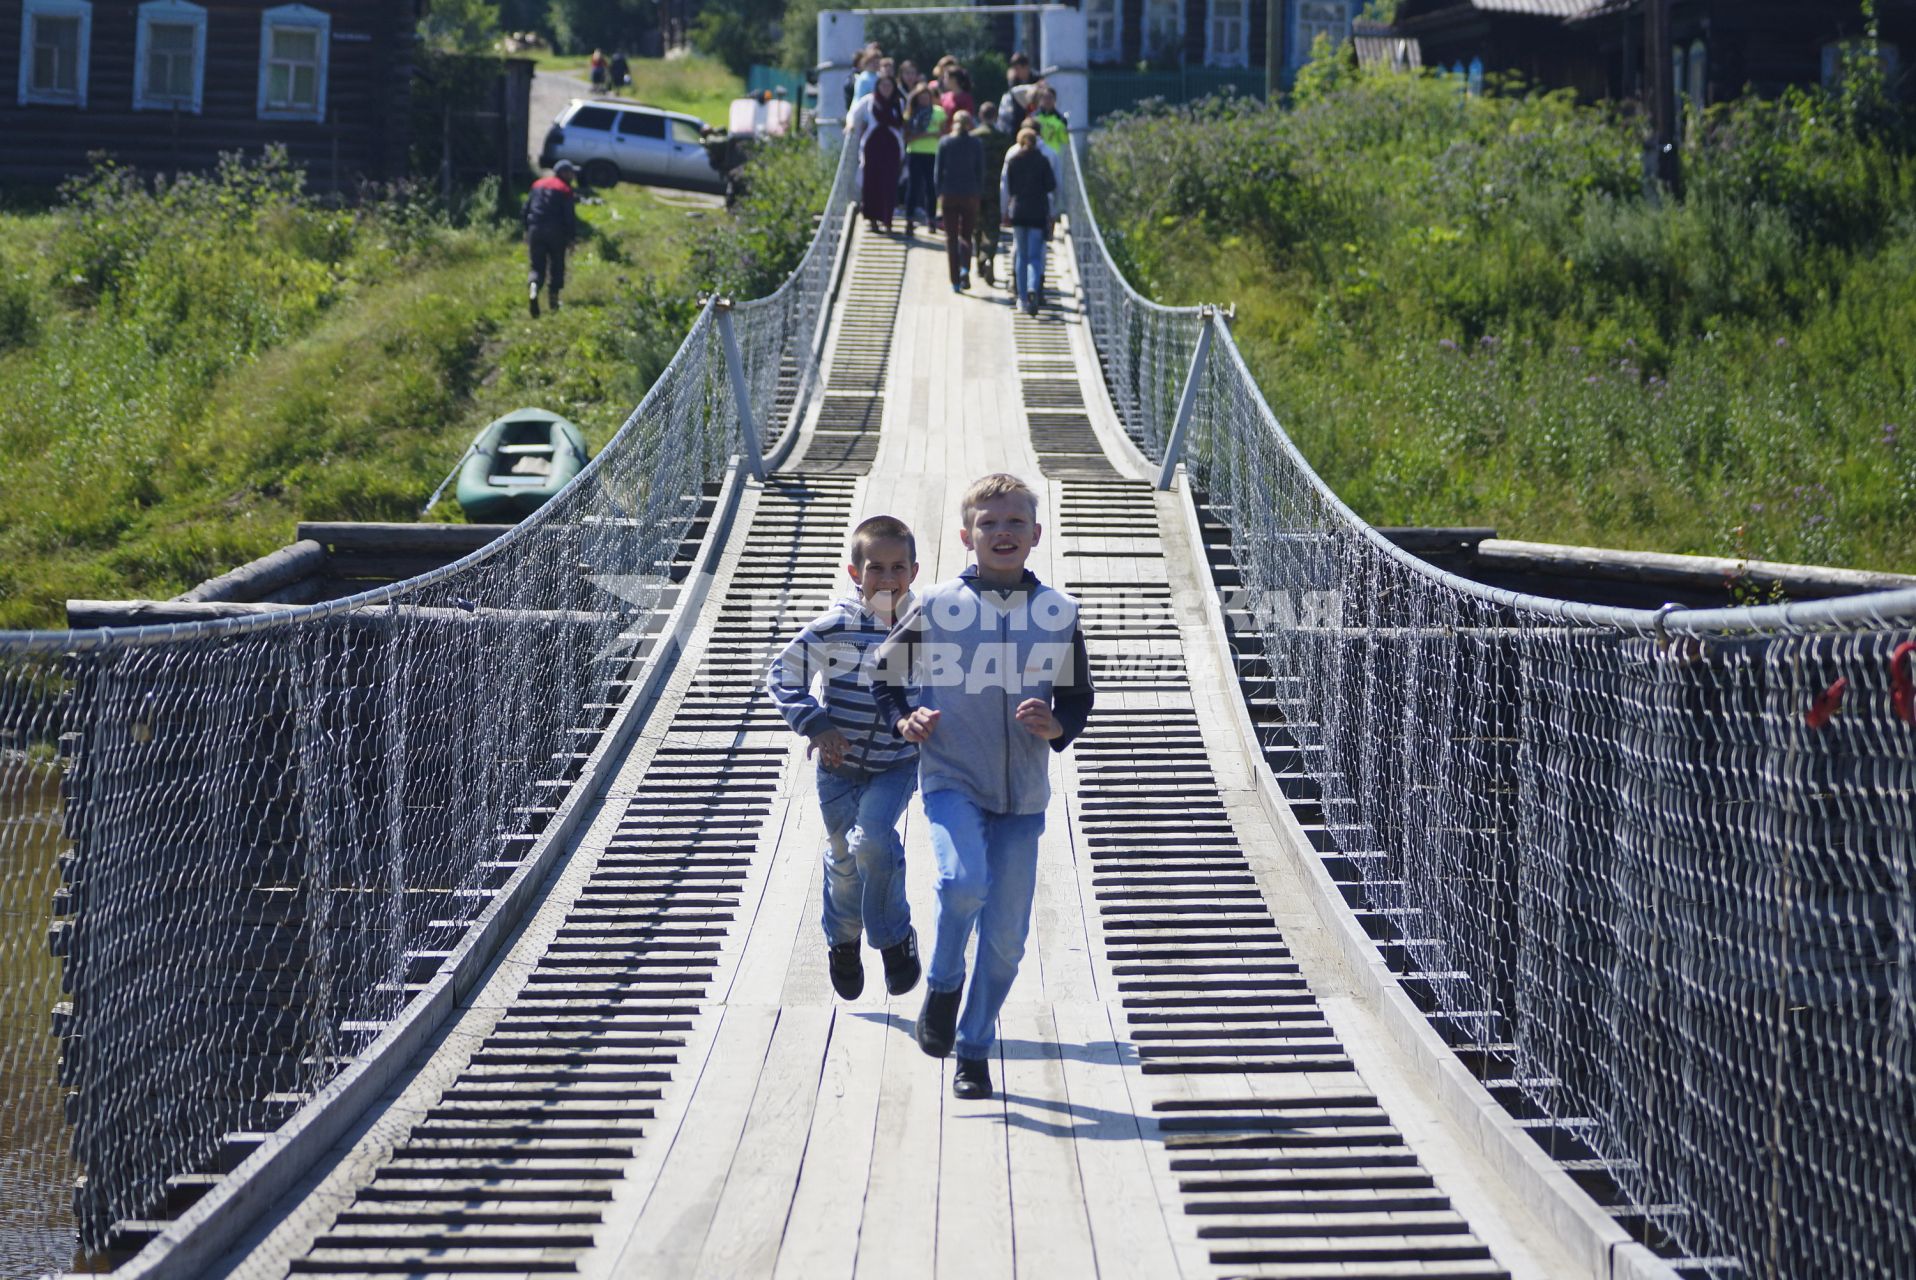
[1087,71,1916,573]
[532,52,743,126]
[0,143,792,630]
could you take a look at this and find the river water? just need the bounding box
[0,760,80,1277]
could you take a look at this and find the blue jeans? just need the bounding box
[817,762,916,949]
[1011,226,1046,307]
[923,788,1046,1059]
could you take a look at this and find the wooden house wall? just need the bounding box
[0,0,418,190]
[1114,0,1269,68]
[1396,0,1916,105]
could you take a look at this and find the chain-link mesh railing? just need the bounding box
[1056,150,1204,461]
[733,139,858,456]
[1064,145,1916,1279]
[0,139,853,1275]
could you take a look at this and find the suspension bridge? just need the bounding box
[2,113,1913,1280]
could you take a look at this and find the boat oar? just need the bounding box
[421,444,481,517]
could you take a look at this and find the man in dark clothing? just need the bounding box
[935,112,984,291]
[524,160,578,318]
[1000,131,1055,314]
[998,53,1032,134]
[973,125,1012,288]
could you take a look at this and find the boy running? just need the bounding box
[770,515,925,1001]
[873,474,1094,1099]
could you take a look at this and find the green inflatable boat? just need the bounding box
[455,408,591,522]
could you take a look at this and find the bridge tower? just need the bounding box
[817,5,1089,151]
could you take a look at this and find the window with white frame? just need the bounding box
[258,4,330,121]
[1685,39,1707,107]
[17,0,92,107]
[1295,0,1350,70]
[135,0,207,112]
[1207,0,1247,67]
[1086,0,1120,64]
[1143,0,1182,62]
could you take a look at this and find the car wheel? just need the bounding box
[584,160,620,189]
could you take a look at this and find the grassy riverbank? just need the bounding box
[531,50,743,125]
[1087,70,1916,572]
[0,130,828,631]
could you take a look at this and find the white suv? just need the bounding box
[538,99,725,194]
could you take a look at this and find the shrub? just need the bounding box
[690,134,834,297]
[1087,68,1916,572]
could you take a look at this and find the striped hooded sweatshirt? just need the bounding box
[768,594,919,775]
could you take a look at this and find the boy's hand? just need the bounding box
[808,728,851,768]
[897,708,940,743]
[1015,698,1062,740]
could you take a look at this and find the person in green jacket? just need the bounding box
[904,85,945,237]
[1032,85,1069,156]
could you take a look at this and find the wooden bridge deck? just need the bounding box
[207,222,1585,1280]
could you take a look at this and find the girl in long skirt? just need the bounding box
[861,75,905,233]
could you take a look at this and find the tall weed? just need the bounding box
[1089,71,1916,571]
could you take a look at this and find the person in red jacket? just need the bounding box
[524,160,578,318]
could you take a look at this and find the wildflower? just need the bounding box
[1775,337,1790,347]
[1438,338,1458,352]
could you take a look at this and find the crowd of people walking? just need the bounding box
[844,45,1070,315]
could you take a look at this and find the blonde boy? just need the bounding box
[872,475,1094,1099]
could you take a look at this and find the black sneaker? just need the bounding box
[916,985,962,1058]
[880,930,921,996]
[953,1056,993,1099]
[827,942,864,1000]
[528,281,540,318]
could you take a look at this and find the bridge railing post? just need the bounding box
[713,297,767,482]
[1155,306,1217,491]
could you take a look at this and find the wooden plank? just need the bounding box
[1030,772,1098,1006]
[996,1005,1099,1278]
[724,777,822,1007]
[695,1007,836,1279]
[853,1018,945,1280]
[178,539,327,603]
[936,1043,1015,1278]
[773,1008,891,1280]
[297,522,514,554]
[1048,1001,1189,1279]
[604,1005,780,1277]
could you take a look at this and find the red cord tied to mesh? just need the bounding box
[1892,641,1916,725]
[1807,677,1848,730]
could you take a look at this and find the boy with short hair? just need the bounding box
[873,474,1094,1099]
[770,515,924,1000]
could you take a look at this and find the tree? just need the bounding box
[420,0,503,54]
[691,0,781,76]
[547,0,658,55]
[1290,30,1357,105]
[777,0,991,78]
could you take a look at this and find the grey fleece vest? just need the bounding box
[906,574,1080,816]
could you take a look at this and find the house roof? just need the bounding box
[1353,21,1424,71]
[1472,0,1609,14]
[1395,0,1610,19]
